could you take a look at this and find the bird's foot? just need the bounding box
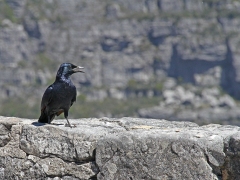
[64,123,72,128]
[64,123,77,128]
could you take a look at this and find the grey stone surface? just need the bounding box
[1,116,240,179]
[97,131,217,180]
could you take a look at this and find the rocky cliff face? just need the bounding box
[1,116,240,180]
[1,0,240,123]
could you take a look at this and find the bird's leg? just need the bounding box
[64,111,72,128]
[65,117,72,128]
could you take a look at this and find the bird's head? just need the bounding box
[56,63,84,78]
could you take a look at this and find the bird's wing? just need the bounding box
[41,85,54,111]
[70,86,77,106]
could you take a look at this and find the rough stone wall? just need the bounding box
[1,116,240,179]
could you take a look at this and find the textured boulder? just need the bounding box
[1,116,240,179]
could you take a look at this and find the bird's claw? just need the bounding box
[64,123,72,128]
[64,123,77,128]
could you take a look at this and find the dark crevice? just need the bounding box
[148,29,168,47]
[203,150,223,179]
[220,38,239,98]
[157,0,162,10]
[23,17,42,39]
[168,43,222,83]
[100,36,130,52]
[216,16,224,30]
[90,177,98,180]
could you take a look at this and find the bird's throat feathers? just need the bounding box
[56,75,72,85]
[56,66,72,80]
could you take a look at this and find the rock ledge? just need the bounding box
[0,116,239,179]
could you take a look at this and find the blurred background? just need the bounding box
[1,0,240,125]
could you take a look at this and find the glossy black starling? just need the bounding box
[38,63,84,128]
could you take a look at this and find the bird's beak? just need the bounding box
[72,66,84,73]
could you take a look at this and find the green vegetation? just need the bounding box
[0,97,40,118]
[34,53,57,71]
[126,79,164,94]
[25,0,67,24]
[17,60,28,68]
[25,0,50,20]
[0,0,18,24]
[119,12,155,22]
[70,96,162,118]
[0,96,162,119]
[127,79,139,91]
[18,53,57,73]
[115,0,240,22]
[154,82,164,92]
[138,38,155,52]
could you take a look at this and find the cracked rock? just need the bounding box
[0,117,240,179]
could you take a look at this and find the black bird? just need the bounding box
[38,63,84,127]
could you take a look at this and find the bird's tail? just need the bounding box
[38,111,48,123]
[38,111,55,123]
